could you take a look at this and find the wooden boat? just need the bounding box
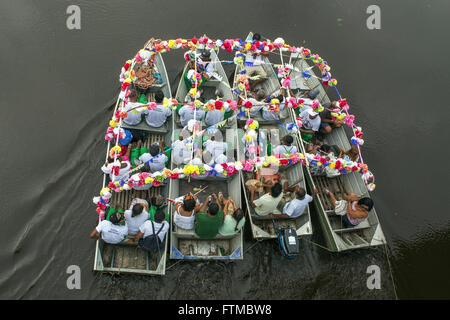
[93,49,172,275]
[174,44,236,129]
[235,32,312,240]
[169,47,244,260]
[288,52,386,251]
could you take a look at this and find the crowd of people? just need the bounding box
[94,35,374,253]
[90,194,169,249]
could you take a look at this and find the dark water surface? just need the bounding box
[1,0,449,299]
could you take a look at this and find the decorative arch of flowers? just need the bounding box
[94,36,374,218]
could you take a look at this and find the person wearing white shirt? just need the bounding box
[90,211,128,244]
[130,209,169,244]
[272,135,298,156]
[271,185,318,219]
[143,90,172,127]
[172,136,192,165]
[139,143,168,173]
[299,108,321,142]
[101,157,131,182]
[203,136,227,161]
[123,88,146,126]
[179,105,206,127]
[124,203,150,236]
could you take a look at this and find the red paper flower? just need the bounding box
[215,100,224,110]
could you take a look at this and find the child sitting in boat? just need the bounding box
[272,135,298,156]
[143,90,172,128]
[124,202,150,237]
[90,210,128,244]
[217,193,245,236]
[194,193,225,239]
[323,189,373,228]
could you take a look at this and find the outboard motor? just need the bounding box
[272,220,300,258]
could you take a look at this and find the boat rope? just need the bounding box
[244,241,260,254]
[381,242,399,299]
[302,238,333,252]
[166,259,182,271]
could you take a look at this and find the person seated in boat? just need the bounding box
[299,108,321,143]
[323,189,373,228]
[90,210,128,244]
[179,103,206,127]
[270,185,317,219]
[173,192,200,230]
[248,181,283,217]
[218,193,245,236]
[196,50,215,80]
[344,144,359,162]
[123,87,147,126]
[205,99,231,126]
[319,101,345,134]
[241,89,266,118]
[143,90,172,128]
[243,33,269,91]
[261,88,290,121]
[129,208,169,246]
[101,155,132,183]
[171,134,193,165]
[134,59,162,99]
[320,143,343,159]
[273,135,298,156]
[203,133,227,162]
[138,142,169,173]
[194,193,225,239]
[129,193,150,209]
[124,202,150,236]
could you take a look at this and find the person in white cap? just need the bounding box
[299,108,321,142]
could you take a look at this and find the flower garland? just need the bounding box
[93,153,305,217]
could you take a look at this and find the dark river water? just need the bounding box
[1,0,449,299]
